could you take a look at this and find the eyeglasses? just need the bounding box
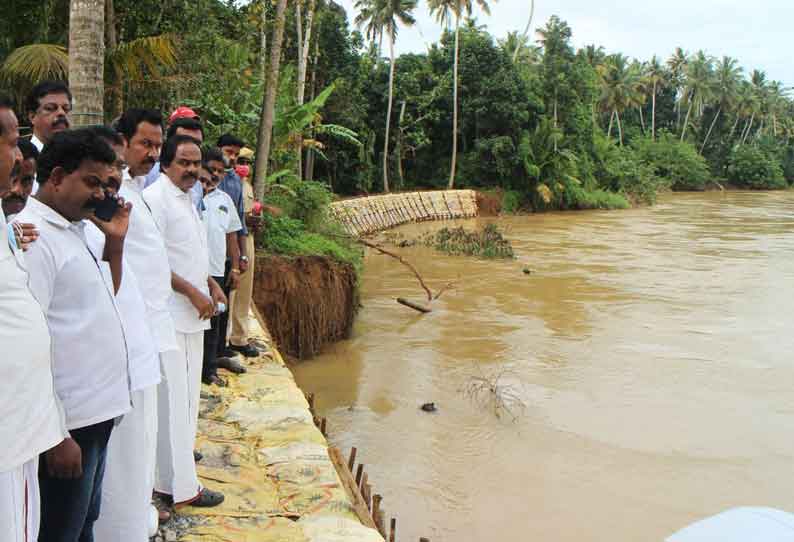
[38,102,72,115]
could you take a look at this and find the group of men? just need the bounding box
[0,80,267,541]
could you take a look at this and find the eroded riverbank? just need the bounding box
[293,191,794,541]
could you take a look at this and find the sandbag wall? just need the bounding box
[330,190,479,236]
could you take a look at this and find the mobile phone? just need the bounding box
[94,190,121,222]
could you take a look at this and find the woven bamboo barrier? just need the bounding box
[330,190,478,236]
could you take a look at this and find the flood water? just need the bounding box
[291,191,794,541]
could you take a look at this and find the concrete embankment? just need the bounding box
[330,190,479,236]
[172,311,384,542]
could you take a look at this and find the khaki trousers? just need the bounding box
[229,234,255,346]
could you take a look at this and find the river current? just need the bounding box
[292,191,794,541]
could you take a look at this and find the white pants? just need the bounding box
[155,332,203,504]
[0,457,38,542]
[93,385,158,542]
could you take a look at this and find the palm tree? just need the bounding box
[254,0,289,201]
[667,47,688,131]
[644,55,666,141]
[69,0,106,127]
[700,55,741,152]
[597,54,643,146]
[428,0,493,189]
[679,50,714,142]
[511,0,534,63]
[355,0,417,193]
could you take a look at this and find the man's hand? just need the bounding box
[209,277,228,309]
[227,269,240,290]
[190,290,215,320]
[91,199,132,242]
[244,214,263,232]
[45,438,82,479]
[11,222,39,251]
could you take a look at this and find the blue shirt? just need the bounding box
[218,171,248,237]
[144,162,204,211]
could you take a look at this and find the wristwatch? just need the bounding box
[240,256,249,263]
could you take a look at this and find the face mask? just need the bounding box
[235,164,250,179]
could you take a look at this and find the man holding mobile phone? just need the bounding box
[16,128,132,541]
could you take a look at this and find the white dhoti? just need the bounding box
[93,385,158,541]
[155,332,204,504]
[0,457,39,542]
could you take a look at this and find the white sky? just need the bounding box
[334,0,794,86]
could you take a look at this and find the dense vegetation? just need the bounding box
[4,0,794,225]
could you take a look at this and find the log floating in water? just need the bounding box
[397,297,432,313]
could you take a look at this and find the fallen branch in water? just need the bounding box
[460,367,526,422]
[396,297,432,313]
[357,239,433,302]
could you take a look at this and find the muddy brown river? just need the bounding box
[292,191,794,541]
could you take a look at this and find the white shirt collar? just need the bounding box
[25,197,75,230]
[30,134,45,152]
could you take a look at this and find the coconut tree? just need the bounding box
[644,55,667,141]
[69,0,106,127]
[355,0,417,193]
[428,0,493,189]
[679,50,714,142]
[700,55,741,152]
[254,0,290,201]
[597,53,643,146]
[511,0,534,63]
[667,47,688,130]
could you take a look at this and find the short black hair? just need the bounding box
[202,146,224,164]
[0,94,14,136]
[17,139,39,161]
[161,134,201,168]
[115,108,163,141]
[217,133,244,148]
[26,81,72,114]
[37,128,116,185]
[87,125,124,147]
[166,117,203,140]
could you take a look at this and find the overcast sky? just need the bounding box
[334,0,794,86]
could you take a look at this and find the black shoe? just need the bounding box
[218,347,238,358]
[228,343,260,358]
[217,356,247,374]
[193,450,203,462]
[188,488,225,508]
[202,374,227,387]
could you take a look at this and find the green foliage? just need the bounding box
[258,215,363,268]
[501,190,521,213]
[562,184,629,210]
[726,145,787,189]
[632,132,711,191]
[426,223,514,259]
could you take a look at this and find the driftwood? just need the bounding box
[357,239,433,302]
[397,297,432,313]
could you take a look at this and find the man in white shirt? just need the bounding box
[17,128,132,541]
[143,134,226,508]
[0,96,67,542]
[26,81,72,153]
[85,125,164,541]
[199,158,242,386]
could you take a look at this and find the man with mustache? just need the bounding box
[0,95,66,542]
[26,81,72,153]
[15,128,132,542]
[2,139,38,219]
[143,135,226,509]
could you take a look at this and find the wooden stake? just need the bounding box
[420,538,430,542]
[389,518,396,542]
[372,494,384,534]
[397,297,432,313]
[348,447,357,472]
[328,447,378,530]
[320,417,327,436]
[355,463,364,486]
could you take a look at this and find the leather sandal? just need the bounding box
[188,488,225,508]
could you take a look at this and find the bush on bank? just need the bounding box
[727,144,788,189]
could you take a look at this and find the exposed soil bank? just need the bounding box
[253,254,358,359]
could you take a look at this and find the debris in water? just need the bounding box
[420,402,437,412]
[522,267,532,275]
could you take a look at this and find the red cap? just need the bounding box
[168,106,199,124]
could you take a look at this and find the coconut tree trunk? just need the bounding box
[638,105,646,135]
[616,110,623,146]
[396,100,406,186]
[651,80,657,141]
[680,99,694,142]
[382,32,396,193]
[741,112,755,145]
[295,0,315,177]
[259,0,268,80]
[448,15,460,189]
[700,107,720,154]
[729,115,741,140]
[512,0,534,63]
[69,0,106,126]
[105,0,124,118]
[254,0,289,201]
[305,40,319,181]
[607,109,615,139]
